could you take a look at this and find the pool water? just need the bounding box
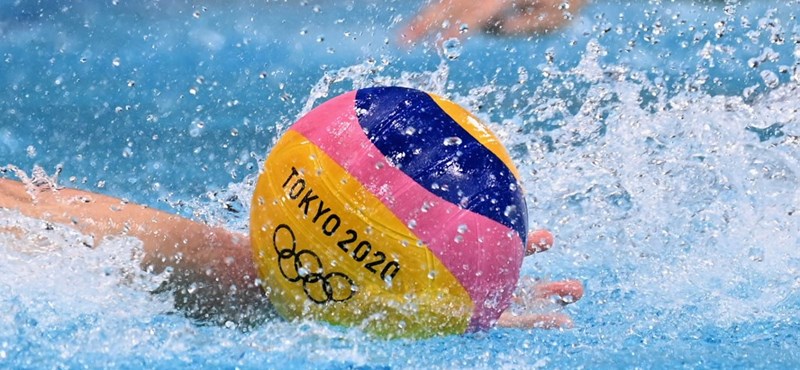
[2,0,800,368]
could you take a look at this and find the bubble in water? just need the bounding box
[748,246,765,262]
[761,70,780,88]
[442,38,462,60]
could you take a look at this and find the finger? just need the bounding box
[525,229,553,256]
[533,279,584,303]
[496,311,573,329]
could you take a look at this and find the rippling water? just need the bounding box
[1,0,799,368]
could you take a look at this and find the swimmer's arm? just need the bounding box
[0,178,260,301]
[401,0,587,45]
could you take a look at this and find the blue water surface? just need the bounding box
[2,0,800,368]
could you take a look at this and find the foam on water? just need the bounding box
[0,209,172,365]
[2,0,800,368]
[500,40,800,330]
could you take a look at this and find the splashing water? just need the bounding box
[2,0,800,368]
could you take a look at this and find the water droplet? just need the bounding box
[442,38,462,60]
[112,57,121,67]
[748,246,765,262]
[298,266,309,277]
[454,235,464,243]
[459,23,469,34]
[503,205,517,217]
[420,201,433,213]
[404,126,416,135]
[427,270,438,279]
[443,136,462,146]
[407,220,417,229]
[761,70,780,89]
[457,224,468,234]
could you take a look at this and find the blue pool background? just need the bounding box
[1,0,800,368]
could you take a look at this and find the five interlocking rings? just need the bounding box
[272,224,356,304]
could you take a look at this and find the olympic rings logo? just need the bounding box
[272,224,357,304]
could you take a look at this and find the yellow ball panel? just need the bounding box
[250,130,473,338]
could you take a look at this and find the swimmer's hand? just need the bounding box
[401,0,586,46]
[496,229,584,330]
